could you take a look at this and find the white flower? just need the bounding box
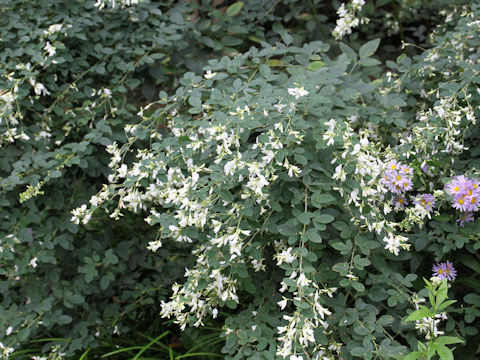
[70,204,91,224]
[204,70,217,79]
[277,297,288,310]
[297,273,311,287]
[147,240,162,252]
[117,164,128,178]
[352,0,365,6]
[89,195,102,207]
[288,86,309,99]
[43,41,56,56]
[34,83,50,96]
[332,164,346,182]
[316,303,332,319]
[29,257,38,268]
[276,247,296,265]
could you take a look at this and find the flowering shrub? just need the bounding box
[68,3,480,358]
[2,0,480,359]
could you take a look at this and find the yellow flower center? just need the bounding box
[458,199,464,204]
[454,186,460,192]
[438,269,443,274]
[396,175,402,181]
[472,197,476,204]
[445,269,450,274]
[398,198,404,204]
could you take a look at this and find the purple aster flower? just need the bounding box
[432,261,457,281]
[472,178,480,190]
[465,192,479,212]
[445,175,470,196]
[413,193,435,212]
[386,160,401,171]
[382,161,414,194]
[452,194,469,212]
[457,212,474,227]
[393,196,408,211]
[446,175,480,212]
[400,164,414,175]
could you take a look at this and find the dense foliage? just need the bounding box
[1,0,479,359]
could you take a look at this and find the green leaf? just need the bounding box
[350,347,367,356]
[315,214,334,224]
[434,344,454,360]
[436,299,456,311]
[126,78,141,88]
[306,228,322,243]
[403,351,422,360]
[312,193,336,205]
[259,64,271,78]
[332,262,349,276]
[280,32,293,46]
[368,286,388,301]
[353,322,369,335]
[58,315,73,325]
[17,328,30,341]
[226,2,244,17]
[435,336,464,345]
[50,170,62,178]
[351,282,365,292]
[433,214,451,223]
[188,96,202,108]
[464,293,480,304]
[457,254,480,274]
[377,315,394,326]
[359,38,380,58]
[405,307,432,322]
[358,58,381,67]
[307,61,326,71]
[296,212,312,225]
[222,36,243,47]
[339,42,356,60]
[70,294,85,305]
[354,257,371,268]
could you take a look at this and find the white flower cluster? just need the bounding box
[383,233,410,256]
[0,342,14,359]
[332,0,368,40]
[76,98,309,334]
[328,118,411,255]
[410,294,448,340]
[160,249,239,330]
[276,282,339,359]
[0,84,30,147]
[94,0,141,10]
[272,238,339,358]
